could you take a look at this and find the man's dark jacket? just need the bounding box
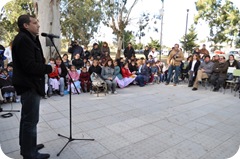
[12,29,52,96]
[124,47,135,59]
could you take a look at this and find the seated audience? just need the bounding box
[226,54,240,80]
[187,54,201,87]
[148,47,159,62]
[6,63,13,79]
[119,62,137,88]
[89,59,102,76]
[91,43,101,59]
[80,67,91,92]
[113,60,123,81]
[55,56,67,96]
[135,59,149,87]
[192,55,214,91]
[68,65,81,94]
[72,53,84,73]
[48,58,60,96]
[101,59,117,94]
[62,53,70,68]
[210,56,228,92]
[0,69,15,102]
[151,62,160,84]
[129,60,138,73]
[83,46,91,59]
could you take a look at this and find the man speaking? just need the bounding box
[12,14,54,159]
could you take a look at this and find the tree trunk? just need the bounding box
[116,35,123,59]
[33,0,61,62]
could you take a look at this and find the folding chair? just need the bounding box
[224,69,240,96]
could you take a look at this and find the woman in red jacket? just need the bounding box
[48,58,60,94]
[119,62,136,88]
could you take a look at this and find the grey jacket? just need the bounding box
[198,61,214,76]
[101,66,116,80]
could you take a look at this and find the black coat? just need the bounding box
[72,58,84,70]
[124,47,135,59]
[12,29,52,96]
[226,59,240,69]
[188,60,201,74]
[91,48,101,59]
[57,63,68,77]
[68,45,83,57]
[144,49,150,60]
[88,65,102,75]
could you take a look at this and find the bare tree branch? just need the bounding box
[124,0,139,24]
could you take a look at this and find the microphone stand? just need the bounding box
[47,37,94,157]
[0,105,20,118]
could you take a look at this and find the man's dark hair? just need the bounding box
[17,14,35,29]
[204,55,210,59]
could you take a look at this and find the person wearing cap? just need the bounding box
[192,55,214,91]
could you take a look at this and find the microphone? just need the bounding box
[41,33,60,39]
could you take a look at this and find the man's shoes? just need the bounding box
[173,83,176,86]
[21,144,45,156]
[192,87,198,91]
[188,84,193,87]
[37,144,44,151]
[213,88,219,92]
[165,82,169,85]
[35,152,50,159]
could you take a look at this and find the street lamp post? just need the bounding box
[159,0,164,61]
[184,9,189,54]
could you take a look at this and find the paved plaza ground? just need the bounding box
[1,83,240,159]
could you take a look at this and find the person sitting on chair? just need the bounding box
[226,54,240,80]
[210,56,228,92]
[187,54,201,87]
[192,55,214,91]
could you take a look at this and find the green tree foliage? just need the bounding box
[133,43,143,50]
[0,0,34,44]
[195,0,240,49]
[60,0,102,46]
[123,30,135,49]
[100,0,139,58]
[180,24,198,53]
[147,37,160,50]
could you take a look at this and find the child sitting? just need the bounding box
[80,67,90,92]
[48,58,60,95]
[151,62,160,84]
[68,65,81,94]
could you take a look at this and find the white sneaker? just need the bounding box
[108,91,112,94]
[113,91,117,94]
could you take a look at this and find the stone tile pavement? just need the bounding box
[0,83,240,159]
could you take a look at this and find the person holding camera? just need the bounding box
[68,40,83,60]
[165,44,184,86]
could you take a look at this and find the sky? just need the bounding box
[1,0,240,48]
[96,0,240,48]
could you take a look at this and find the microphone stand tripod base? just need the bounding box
[56,134,94,156]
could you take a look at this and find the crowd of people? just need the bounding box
[1,40,240,103]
